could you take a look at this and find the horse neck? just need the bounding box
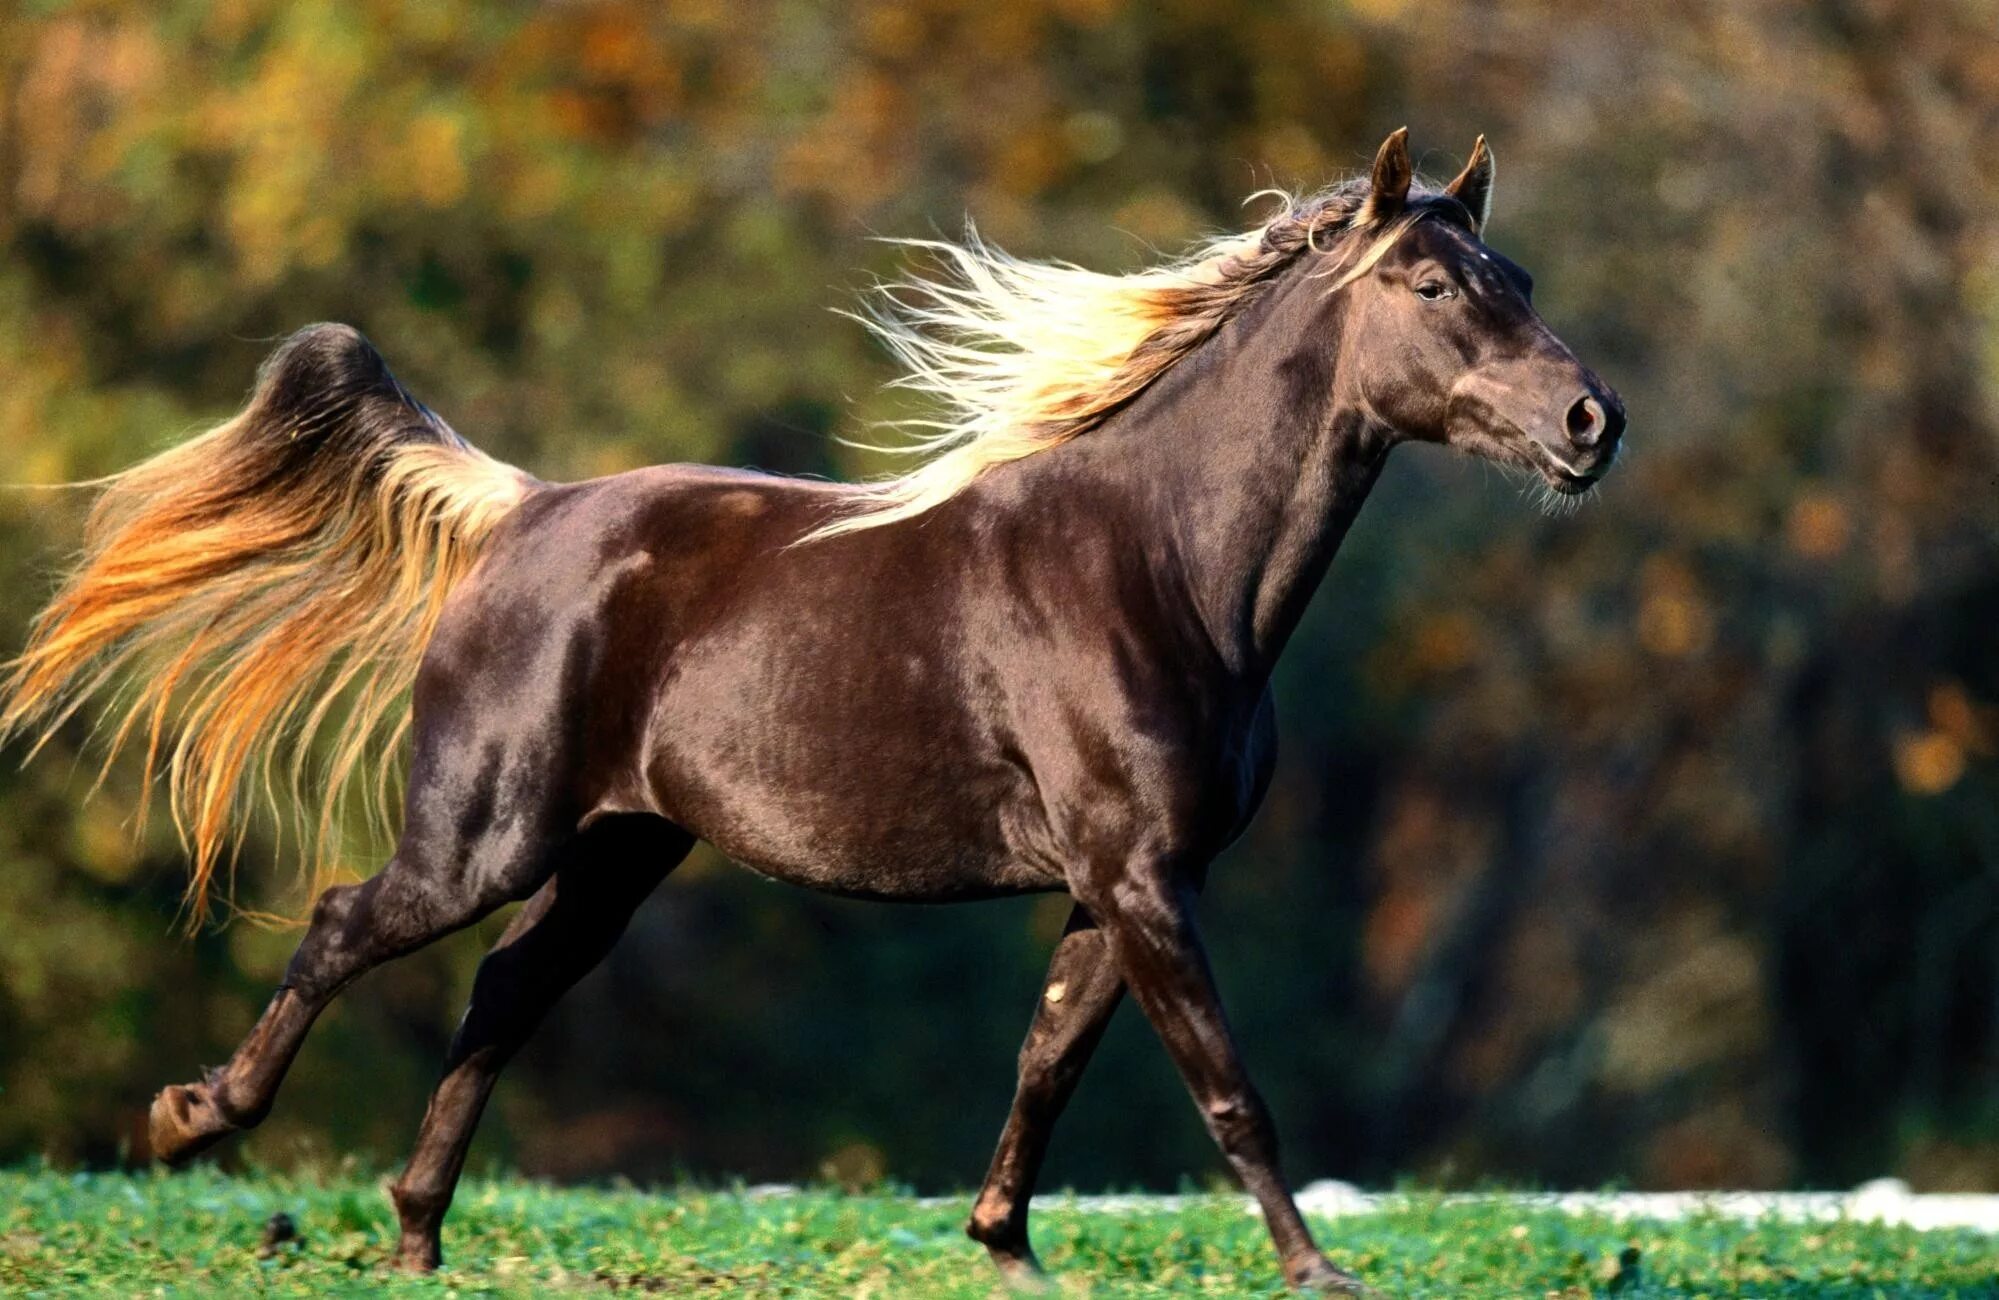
[1052,263,1393,680]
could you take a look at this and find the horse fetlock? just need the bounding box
[389,1175,449,1228]
[964,1198,1022,1249]
[386,1175,453,1271]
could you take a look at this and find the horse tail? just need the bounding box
[0,324,537,925]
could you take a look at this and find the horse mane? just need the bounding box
[805,178,1440,540]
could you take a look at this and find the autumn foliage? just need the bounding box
[1,1,1994,1192]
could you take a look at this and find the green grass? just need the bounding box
[2,1169,1995,1297]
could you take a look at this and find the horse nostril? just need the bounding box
[1566,395,1603,446]
[1600,396,1627,443]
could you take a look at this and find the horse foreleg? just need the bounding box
[967,904,1125,1287]
[1087,872,1374,1297]
[390,818,689,1271]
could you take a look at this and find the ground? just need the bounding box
[3,1169,1996,1297]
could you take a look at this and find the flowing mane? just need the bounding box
[807,178,1436,540]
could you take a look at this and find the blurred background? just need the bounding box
[2,0,1996,1197]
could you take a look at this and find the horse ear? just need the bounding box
[1359,127,1412,225]
[1445,135,1495,232]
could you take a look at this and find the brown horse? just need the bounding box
[1,130,1622,1294]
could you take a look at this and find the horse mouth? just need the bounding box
[1526,442,1608,495]
[1543,465,1600,495]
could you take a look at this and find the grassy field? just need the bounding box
[3,1168,1996,1297]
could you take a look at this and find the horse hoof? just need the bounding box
[988,1251,1053,1294]
[1286,1253,1384,1296]
[388,1239,442,1273]
[146,1083,238,1165]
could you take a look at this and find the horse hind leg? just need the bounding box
[147,759,572,1163]
[390,815,692,1271]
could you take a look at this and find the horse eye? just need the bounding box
[1415,281,1455,302]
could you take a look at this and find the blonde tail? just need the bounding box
[0,324,536,925]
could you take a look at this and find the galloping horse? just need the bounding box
[2,130,1622,1294]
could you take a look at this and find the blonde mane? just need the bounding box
[807,180,1430,540]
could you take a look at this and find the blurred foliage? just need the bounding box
[1,0,1996,1196]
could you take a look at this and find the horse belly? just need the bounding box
[671,774,1057,901]
[642,677,1058,901]
[713,830,1054,901]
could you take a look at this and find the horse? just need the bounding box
[1,129,1623,1294]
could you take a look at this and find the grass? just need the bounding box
[2,1168,1996,1297]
